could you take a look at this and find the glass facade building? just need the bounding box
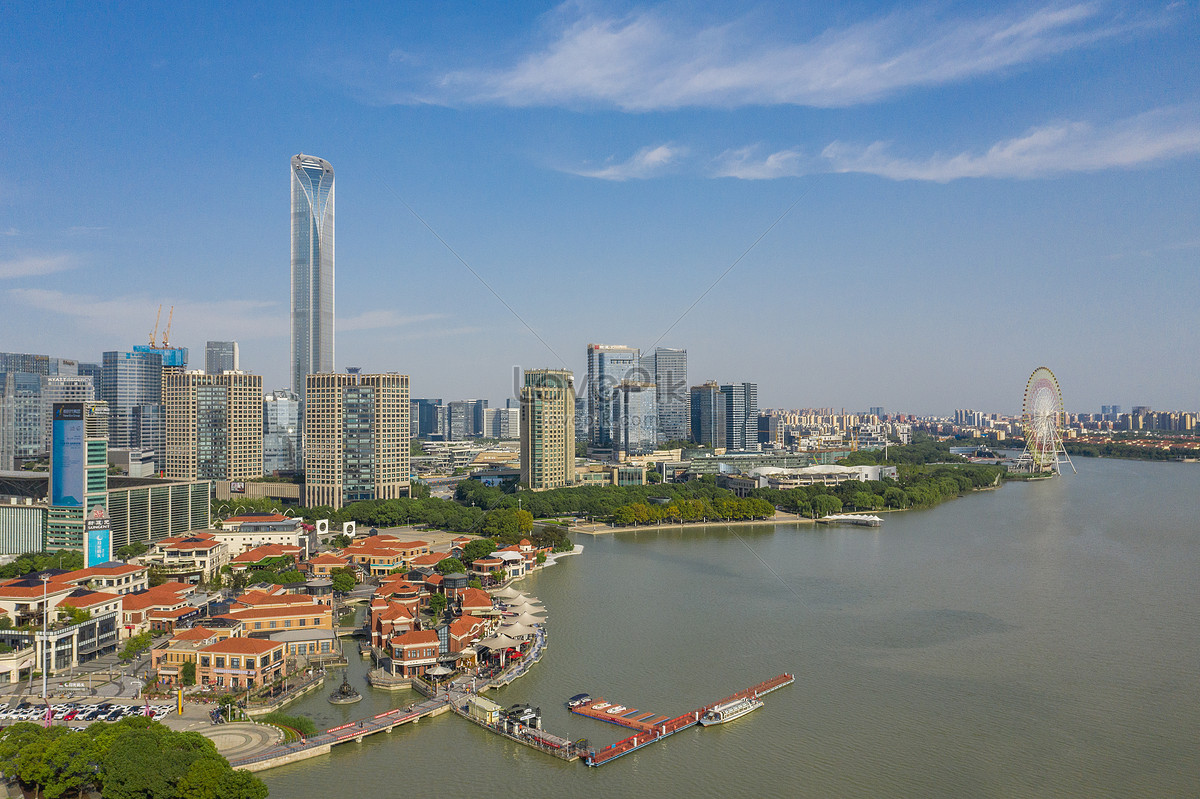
[690,382,726,448]
[719,382,759,451]
[641,347,688,442]
[291,154,335,395]
[586,344,639,448]
[614,381,657,457]
[263,389,301,473]
[100,349,164,473]
[205,341,239,374]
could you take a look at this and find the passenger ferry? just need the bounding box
[698,696,764,726]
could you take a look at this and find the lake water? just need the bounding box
[263,457,1200,797]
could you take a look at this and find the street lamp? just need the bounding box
[41,574,50,699]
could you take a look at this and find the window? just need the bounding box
[254,622,262,629]
[214,657,225,668]
[299,618,306,626]
[269,620,276,628]
[230,657,240,668]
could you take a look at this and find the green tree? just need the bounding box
[274,569,306,585]
[409,480,431,499]
[811,494,843,518]
[41,728,97,799]
[435,557,465,575]
[468,578,482,589]
[460,538,497,564]
[428,594,447,617]
[180,660,196,686]
[330,567,357,593]
[117,541,150,561]
[121,631,154,662]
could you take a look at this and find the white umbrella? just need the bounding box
[511,612,544,626]
[499,622,536,637]
[493,587,524,599]
[427,664,453,676]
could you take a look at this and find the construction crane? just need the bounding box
[161,306,175,349]
[149,305,162,347]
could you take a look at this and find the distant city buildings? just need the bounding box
[690,382,726,449]
[290,154,335,395]
[641,347,688,442]
[586,344,639,449]
[447,399,488,440]
[411,398,444,439]
[303,371,409,509]
[720,382,758,450]
[613,381,657,458]
[163,371,263,481]
[46,401,109,552]
[101,348,165,473]
[205,341,239,374]
[263,389,302,474]
[519,369,575,490]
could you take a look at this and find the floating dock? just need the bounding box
[569,699,672,732]
[581,673,794,767]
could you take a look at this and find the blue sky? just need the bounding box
[2,1,1198,415]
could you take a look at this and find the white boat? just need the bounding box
[606,705,627,714]
[816,514,883,527]
[590,702,611,711]
[698,696,764,726]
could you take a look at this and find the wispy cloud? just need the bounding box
[9,288,287,340]
[710,108,1200,181]
[438,3,1138,110]
[0,228,18,237]
[563,143,686,180]
[820,107,1200,181]
[339,309,446,332]
[0,254,76,279]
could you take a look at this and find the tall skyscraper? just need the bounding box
[447,399,487,440]
[40,375,95,457]
[164,371,263,481]
[304,372,409,509]
[719,382,758,450]
[586,344,639,449]
[520,369,575,490]
[46,401,109,551]
[613,381,657,458]
[101,349,165,473]
[690,382,726,448]
[641,347,688,442]
[0,372,43,469]
[205,341,240,374]
[411,398,443,439]
[263,389,302,473]
[291,154,335,394]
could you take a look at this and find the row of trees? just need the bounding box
[0,717,266,799]
[611,496,776,526]
[1064,440,1197,461]
[0,549,84,580]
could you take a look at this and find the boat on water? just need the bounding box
[566,693,591,708]
[698,696,764,726]
[606,705,627,715]
[590,702,611,711]
[815,513,883,527]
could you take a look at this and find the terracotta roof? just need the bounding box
[61,590,122,608]
[162,538,222,551]
[235,590,313,607]
[62,563,147,580]
[377,603,413,622]
[231,545,301,563]
[425,573,444,585]
[449,614,487,637]
[199,637,283,655]
[309,553,349,566]
[461,587,493,609]
[391,630,439,647]
[410,553,450,567]
[172,626,219,641]
[150,606,196,620]
[218,605,329,622]
[378,579,419,596]
[223,513,292,524]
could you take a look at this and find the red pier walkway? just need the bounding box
[569,699,672,732]
[582,673,794,767]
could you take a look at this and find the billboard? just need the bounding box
[85,507,112,568]
[229,481,246,494]
[51,403,85,507]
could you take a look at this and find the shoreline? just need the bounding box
[571,511,813,536]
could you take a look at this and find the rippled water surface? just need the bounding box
[265,458,1200,798]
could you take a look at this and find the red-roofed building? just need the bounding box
[388,630,439,677]
[214,602,332,634]
[370,600,416,648]
[120,583,196,636]
[228,545,301,573]
[458,587,494,617]
[308,553,350,577]
[140,533,229,584]
[343,537,430,576]
[56,563,150,596]
[447,614,489,653]
[196,637,285,690]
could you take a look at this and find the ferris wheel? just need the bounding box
[1019,366,1075,474]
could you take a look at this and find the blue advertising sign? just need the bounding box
[85,512,112,568]
[52,403,85,507]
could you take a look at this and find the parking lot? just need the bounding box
[0,699,173,729]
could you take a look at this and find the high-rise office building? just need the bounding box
[411,398,443,439]
[641,347,688,442]
[447,399,487,440]
[520,369,575,490]
[263,389,302,474]
[100,349,165,473]
[689,382,726,448]
[291,154,335,394]
[40,375,95,457]
[0,372,44,469]
[164,371,263,481]
[613,381,657,458]
[304,372,409,509]
[586,344,639,449]
[205,341,240,374]
[482,407,520,439]
[573,395,588,442]
[719,382,758,450]
[46,402,109,551]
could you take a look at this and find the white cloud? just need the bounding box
[0,254,76,279]
[339,309,446,332]
[712,147,807,179]
[820,107,1200,181]
[439,3,1134,110]
[564,143,685,180]
[9,288,287,341]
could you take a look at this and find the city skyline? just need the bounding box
[2,3,1198,414]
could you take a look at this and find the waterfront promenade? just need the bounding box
[571,510,810,535]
